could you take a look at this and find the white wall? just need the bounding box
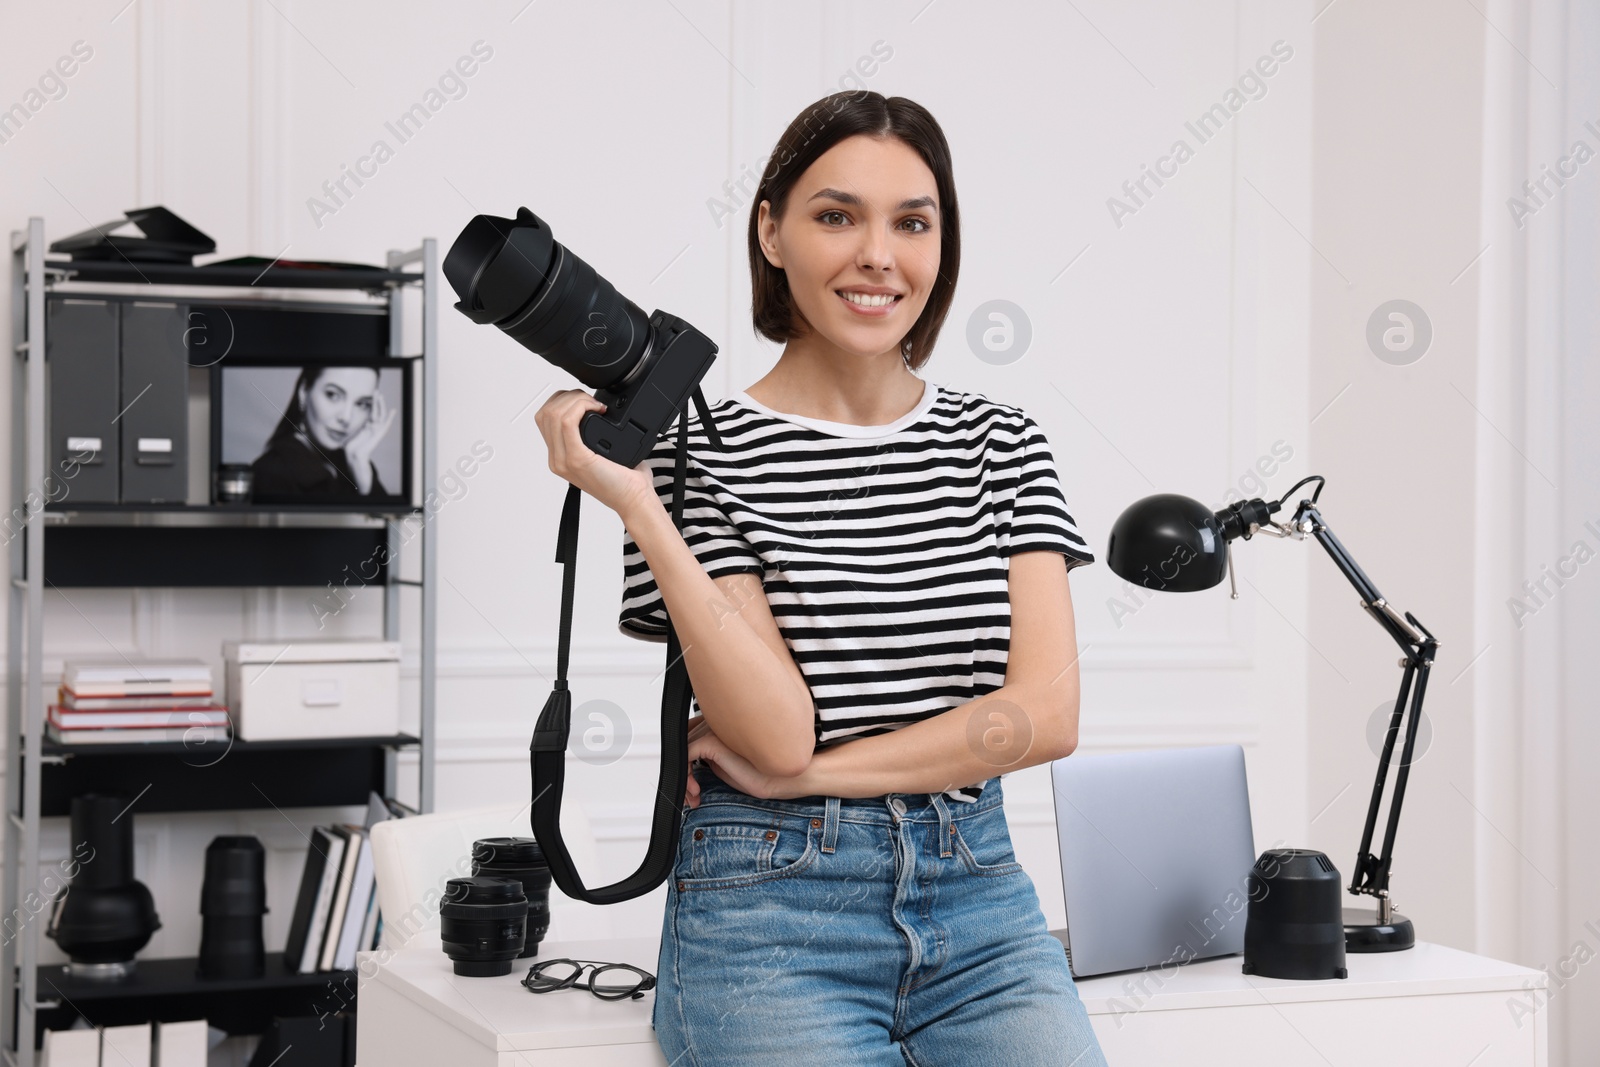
[1478,0,1600,1061]
[1,0,1590,1060]
[1304,1,1598,1062]
[1307,0,1487,957]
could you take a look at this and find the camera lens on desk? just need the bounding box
[439,876,527,977]
[471,838,550,958]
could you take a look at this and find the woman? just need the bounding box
[536,91,1108,1066]
[251,365,395,502]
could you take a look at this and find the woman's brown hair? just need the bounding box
[747,91,959,372]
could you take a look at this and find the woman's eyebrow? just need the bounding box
[807,187,937,213]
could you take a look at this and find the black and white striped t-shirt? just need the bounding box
[618,378,1094,803]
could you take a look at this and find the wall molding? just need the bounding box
[1476,2,1596,1063]
[401,641,1256,679]
[135,0,166,205]
[247,0,289,255]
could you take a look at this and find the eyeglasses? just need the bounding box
[521,958,657,1001]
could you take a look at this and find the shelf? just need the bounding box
[44,257,417,290]
[40,733,419,758]
[35,524,392,587]
[43,502,422,516]
[35,953,356,1039]
[9,219,438,1066]
[28,735,418,817]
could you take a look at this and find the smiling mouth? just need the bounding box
[835,290,903,309]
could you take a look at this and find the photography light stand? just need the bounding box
[1218,476,1439,951]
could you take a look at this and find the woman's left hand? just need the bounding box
[345,390,397,495]
[687,718,809,801]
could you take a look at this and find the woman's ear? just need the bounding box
[757,200,783,269]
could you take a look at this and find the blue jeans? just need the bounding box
[652,763,1109,1066]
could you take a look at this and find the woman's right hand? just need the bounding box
[684,715,713,808]
[534,389,656,518]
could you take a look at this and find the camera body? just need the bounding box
[582,310,717,469]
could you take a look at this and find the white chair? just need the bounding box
[369,800,614,953]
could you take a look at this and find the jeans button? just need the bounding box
[889,798,907,816]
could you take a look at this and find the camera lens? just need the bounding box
[198,835,267,980]
[472,838,551,958]
[447,205,722,471]
[444,207,651,391]
[439,876,527,977]
[214,464,253,504]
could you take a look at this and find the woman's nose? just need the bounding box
[856,220,893,271]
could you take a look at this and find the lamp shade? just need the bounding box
[1105,493,1229,593]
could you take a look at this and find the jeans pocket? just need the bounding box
[675,805,819,891]
[950,804,1025,877]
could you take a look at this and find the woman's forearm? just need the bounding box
[621,492,813,777]
[781,684,1078,799]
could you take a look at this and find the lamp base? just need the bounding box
[1343,906,1414,953]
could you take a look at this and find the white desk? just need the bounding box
[1076,940,1548,1066]
[356,937,663,1067]
[356,936,1548,1065]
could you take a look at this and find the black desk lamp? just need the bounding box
[1105,475,1438,953]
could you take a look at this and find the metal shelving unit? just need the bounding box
[1,218,439,1065]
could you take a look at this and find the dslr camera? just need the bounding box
[444,207,718,467]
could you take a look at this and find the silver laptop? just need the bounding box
[1048,744,1257,978]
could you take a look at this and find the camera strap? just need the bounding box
[529,386,724,904]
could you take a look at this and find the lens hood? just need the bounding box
[444,207,555,326]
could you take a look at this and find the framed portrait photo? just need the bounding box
[211,357,413,507]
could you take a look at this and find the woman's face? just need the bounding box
[299,367,379,451]
[757,134,941,361]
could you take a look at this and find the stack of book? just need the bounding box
[49,659,229,746]
[284,795,402,973]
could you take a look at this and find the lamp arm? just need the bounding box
[1293,503,1424,650]
[1289,500,1441,912]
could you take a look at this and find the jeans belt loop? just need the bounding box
[821,794,841,854]
[929,791,954,858]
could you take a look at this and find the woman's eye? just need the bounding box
[819,210,848,226]
[901,217,931,234]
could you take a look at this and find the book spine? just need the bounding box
[283,828,332,969]
[50,706,229,729]
[319,827,363,971]
[334,834,375,970]
[299,830,347,973]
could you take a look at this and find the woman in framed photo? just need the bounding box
[251,365,397,501]
[536,91,1107,1066]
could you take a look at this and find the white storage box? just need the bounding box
[223,639,401,741]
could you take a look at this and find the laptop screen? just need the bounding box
[1049,744,1257,978]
